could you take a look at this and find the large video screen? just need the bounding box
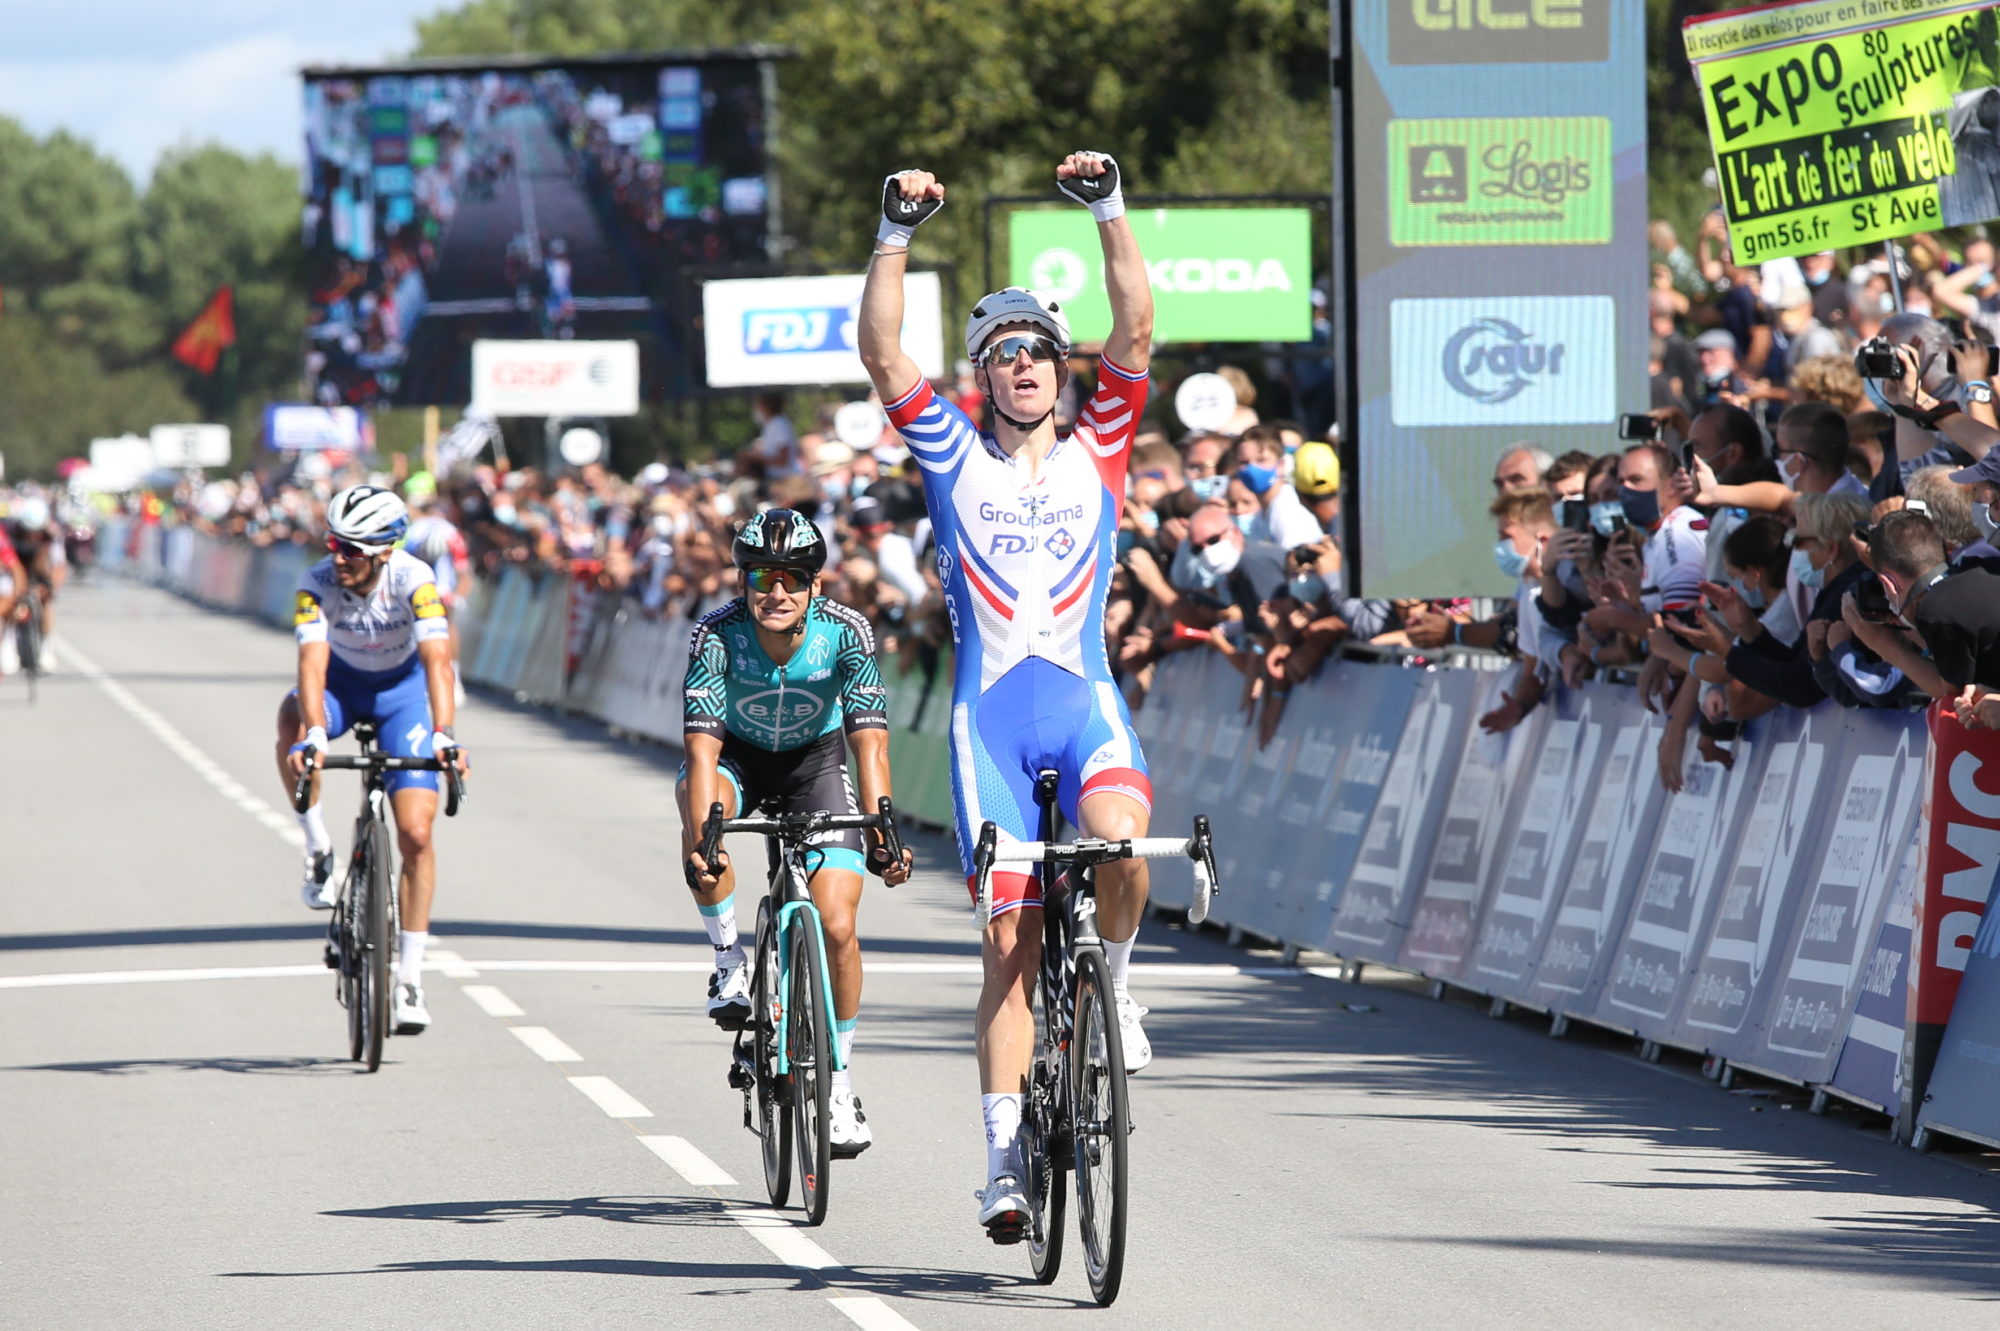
[1343,3,1647,597]
[302,55,772,408]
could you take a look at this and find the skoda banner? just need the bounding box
[1342,1,1648,597]
[1006,208,1311,345]
[1684,0,2000,262]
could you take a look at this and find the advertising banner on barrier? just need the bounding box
[1683,0,2000,262]
[1466,690,1610,1001]
[1399,672,1542,980]
[1526,690,1665,1017]
[1830,838,1923,1114]
[1328,670,1477,965]
[1748,714,1926,1085]
[471,340,642,417]
[1671,707,1831,1057]
[1287,666,1422,954]
[1597,726,1763,1042]
[1903,706,2000,1136]
[1916,862,2000,1148]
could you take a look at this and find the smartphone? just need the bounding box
[1681,442,1697,473]
[1559,499,1591,533]
[1666,606,1702,629]
[1617,413,1662,441]
[1856,337,1903,379]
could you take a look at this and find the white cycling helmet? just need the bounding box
[10,496,51,531]
[326,484,409,550]
[964,287,1071,361]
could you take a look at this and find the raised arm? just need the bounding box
[858,170,944,404]
[1056,151,1152,373]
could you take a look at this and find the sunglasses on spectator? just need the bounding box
[978,333,1061,369]
[1189,533,1230,552]
[327,537,387,560]
[746,567,812,593]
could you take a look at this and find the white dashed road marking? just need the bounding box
[461,984,523,1017]
[510,1026,583,1063]
[567,1075,653,1118]
[830,1298,924,1331]
[730,1208,842,1270]
[640,1135,737,1187]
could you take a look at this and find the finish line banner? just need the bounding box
[1684,0,2000,261]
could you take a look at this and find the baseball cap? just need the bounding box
[1292,441,1341,498]
[1695,329,1737,352]
[850,496,891,528]
[1949,449,2000,486]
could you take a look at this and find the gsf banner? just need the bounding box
[1684,0,2000,261]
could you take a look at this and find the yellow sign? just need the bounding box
[1684,0,2000,260]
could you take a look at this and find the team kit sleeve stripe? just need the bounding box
[883,379,933,428]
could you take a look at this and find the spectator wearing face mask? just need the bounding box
[1584,442,1708,643]
[1692,401,1867,522]
[1181,432,1230,502]
[1706,491,1872,711]
[1694,329,1754,410]
[1480,488,1557,735]
[1838,507,1966,701]
[1226,426,1322,549]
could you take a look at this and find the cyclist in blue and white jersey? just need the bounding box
[680,508,913,1157]
[859,151,1157,1238]
[277,485,467,1035]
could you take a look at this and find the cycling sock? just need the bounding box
[1103,932,1136,990]
[697,893,739,954]
[836,1016,857,1068]
[397,931,428,987]
[982,1093,1023,1180]
[299,804,332,856]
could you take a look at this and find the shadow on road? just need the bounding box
[9,1054,355,1077]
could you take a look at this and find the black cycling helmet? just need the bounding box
[732,507,827,576]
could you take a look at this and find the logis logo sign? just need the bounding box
[1029,246,1296,304]
[1441,317,1567,405]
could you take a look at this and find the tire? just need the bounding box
[1027,967,1069,1285]
[341,854,367,1064]
[753,902,791,1209]
[790,921,833,1226]
[1070,947,1128,1307]
[361,819,392,1073]
[16,612,40,703]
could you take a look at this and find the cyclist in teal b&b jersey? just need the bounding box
[679,508,914,1158]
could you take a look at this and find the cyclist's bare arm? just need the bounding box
[417,636,467,773]
[1056,152,1153,373]
[847,727,912,884]
[856,170,941,404]
[681,731,730,881]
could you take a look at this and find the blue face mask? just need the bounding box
[1494,539,1531,580]
[1233,512,1257,536]
[1791,548,1825,589]
[1137,507,1160,533]
[1618,485,1661,529]
[1588,501,1626,537]
[1189,475,1228,501]
[1731,575,1768,610]
[1236,463,1279,496]
[1288,572,1327,604]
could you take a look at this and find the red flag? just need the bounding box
[171,286,236,374]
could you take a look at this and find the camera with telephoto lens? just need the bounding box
[1852,570,1899,624]
[1856,337,1903,380]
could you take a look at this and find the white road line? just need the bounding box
[568,1075,652,1118]
[429,947,479,979]
[66,642,303,852]
[461,984,523,1017]
[730,1209,841,1270]
[639,1135,737,1186]
[830,1298,922,1331]
[511,1026,583,1063]
[0,964,325,990]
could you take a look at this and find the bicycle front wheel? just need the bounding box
[1070,947,1129,1306]
[1027,968,1069,1285]
[360,819,393,1072]
[789,923,833,1226]
[753,902,791,1209]
[341,856,367,1063]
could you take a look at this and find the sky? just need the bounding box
[2,2,456,181]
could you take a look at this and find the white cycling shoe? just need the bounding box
[1116,989,1152,1072]
[830,1087,873,1158]
[706,953,751,1029]
[301,852,337,910]
[393,983,431,1035]
[977,1173,1030,1243]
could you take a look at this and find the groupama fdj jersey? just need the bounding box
[1685,0,2000,261]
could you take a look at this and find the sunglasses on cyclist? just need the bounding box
[746,566,812,594]
[978,333,1061,369]
[327,537,387,560]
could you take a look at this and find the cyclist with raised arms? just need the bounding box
[680,508,913,1158]
[279,485,467,1036]
[858,151,1157,1240]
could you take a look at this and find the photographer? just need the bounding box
[1712,491,1872,711]
[1858,315,1995,497]
[1691,401,1865,518]
[1579,442,1706,645]
[1868,506,2000,694]
[1819,507,1949,708]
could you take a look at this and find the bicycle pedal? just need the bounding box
[985,1215,1028,1246]
[726,1060,754,1091]
[322,945,339,971]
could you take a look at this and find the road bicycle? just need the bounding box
[971,771,1218,1307]
[701,797,905,1227]
[292,721,464,1072]
[10,587,46,704]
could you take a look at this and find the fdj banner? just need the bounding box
[1684,1,2000,261]
[1008,208,1311,344]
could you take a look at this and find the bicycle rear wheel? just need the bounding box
[341,855,367,1063]
[16,611,40,703]
[1070,947,1129,1306]
[1027,969,1069,1285]
[753,902,791,1209]
[789,923,833,1225]
[360,820,392,1072]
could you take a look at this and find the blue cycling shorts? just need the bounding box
[299,662,439,794]
[949,658,1151,917]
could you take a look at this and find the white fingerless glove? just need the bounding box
[1056,152,1124,222]
[878,171,943,249]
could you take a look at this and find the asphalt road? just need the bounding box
[6,579,2000,1329]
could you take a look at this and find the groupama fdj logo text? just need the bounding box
[743,306,858,355]
[1442,316,1566,405]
